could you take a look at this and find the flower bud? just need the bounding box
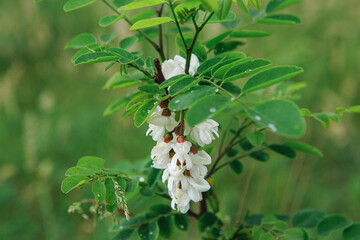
[177,135,186,143]
[164,132,173,143]
[161,108,171,116]
[159,100,169,108]
[169,149,175,158]
[190,144,198,155]
[174,126,181,136]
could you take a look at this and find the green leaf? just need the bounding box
[106,48,138,64]
[258,14,301,24]
[249,150,269,162]
[266,0,301,13]
[92,180,106,204]
[206,31,232,49]
[237,0,249,14]
[174,214,188,231]
[113,0,134,8]
[169,86,217,111]
[150,204,172,215]
[105,178,117,205]
[214,41,245,55]
[207,11,236,23]
[313,113,331,128]
[220,82,241,96]
[246,214,264,226]
[65,165,102,176]
[139,85,164,95]
[346,105,360,113]
[113,229,136,240]
[77,156,105,168]
[100,32,119,44]
[230,30,271,38]
[229,160,243,174]
[119,36,138,49]
[318,215,352,236]
[130,17,173,31]
[137,222,159,240]
[61,176,89,193]
[130,9,157,23]
[126,177,139,192]
[65,33,96,49]
[147,168,161,186]
[223,59,272,81]
[216,0,233,20]
[103,96,131,116]
[168,77,203,96]
[200,0,219,12]
[159,74,187,89]
[291,209,325,228]
[247,99,306,138]
[158,216,174,239]
[104,73,139,90]
[283,142,323,157]
[269,144,296,158]
[243,66,303,93]
[186,95,231,127]
[209,227,225,238]
[197,57,226,75]
[246,131,265,147]
[75,52,119,65]
[134,99,158,127]
[198,212,217,232]
[343,224,360,240]
[99,14,125,27]
[284,228,306,240]
[212,57,251,78]
[119,0,166,11]
[63,0,97,12]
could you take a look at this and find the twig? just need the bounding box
[235,161,256,226]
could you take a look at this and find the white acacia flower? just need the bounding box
[146,106,178,142]
[162,54,200,80]
[190,119,219,147]
[171,141,193,169]
[190,150,211,166]
[151,141,174,169]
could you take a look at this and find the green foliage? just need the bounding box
[119,0,165,12]
[63,0,97,12]
[291,209,325,228]
[35,0,360,238]
[130,17,173,30]
[242,66,304,94]
[247,99,306,138]
[65,33,96,49]
[186,95,231,127]
[317,215,352,236]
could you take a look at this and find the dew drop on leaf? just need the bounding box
[268,123,277,132]
[209,108,216,113]
[255,115,261,121]
[174,100,180,103]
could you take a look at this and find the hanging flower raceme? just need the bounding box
[146,54,219,213]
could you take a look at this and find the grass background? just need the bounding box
[0,0,359,239]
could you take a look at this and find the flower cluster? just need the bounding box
[146,54,219,213]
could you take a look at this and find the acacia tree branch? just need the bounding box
[157,4,166,61]
[184,12,214,74]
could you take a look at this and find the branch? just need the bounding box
[157,4,166,61]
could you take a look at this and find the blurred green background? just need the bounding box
[1,0,359,239]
